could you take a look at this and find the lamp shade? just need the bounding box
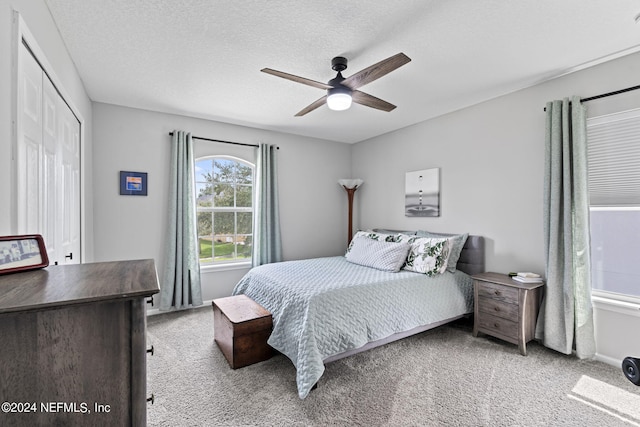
[338,179,363,189]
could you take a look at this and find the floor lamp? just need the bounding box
[338,179,364,246]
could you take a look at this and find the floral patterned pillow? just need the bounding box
[402,236,451,276]
[346,230,400,254]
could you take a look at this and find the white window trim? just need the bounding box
[200,261,252,274]
[592,290,640,318]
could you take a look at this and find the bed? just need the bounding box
[232,230,485,398]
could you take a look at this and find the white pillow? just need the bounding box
[345,236,410,272]
[402,237,451,276]
[347,230,399,253]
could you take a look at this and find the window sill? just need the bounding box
[200,262,252,274]
[592,290,640,317]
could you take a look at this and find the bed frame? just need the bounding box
[323,233,485,364]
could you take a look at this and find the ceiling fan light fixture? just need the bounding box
[262,53,410,116]
[327,86,352,111]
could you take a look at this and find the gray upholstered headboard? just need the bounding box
[372,229,485,276]
[455,235,485,276]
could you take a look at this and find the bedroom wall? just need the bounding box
[0,0,94,258]
[352,50,640,365]
[92,102,352,302]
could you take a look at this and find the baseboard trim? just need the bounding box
[595,353,622,368]
[147,299,214,316]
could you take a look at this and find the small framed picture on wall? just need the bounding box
[120,171,148,196]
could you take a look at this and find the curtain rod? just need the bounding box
[168,132,259,148]
[543,84,640,111]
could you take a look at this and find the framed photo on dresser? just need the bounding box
[0,234,49,275]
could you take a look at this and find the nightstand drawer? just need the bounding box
[478,295,518,321]
[477,313,518,340]
[476,281,518,304]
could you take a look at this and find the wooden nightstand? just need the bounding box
[472,272,544,356]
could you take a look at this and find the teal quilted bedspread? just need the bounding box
[232,256,473,398]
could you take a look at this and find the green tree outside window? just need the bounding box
[195,157,253,263]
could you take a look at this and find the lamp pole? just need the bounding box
[339,180,363,246]
[344,186,357,245]
[338,179,363,246]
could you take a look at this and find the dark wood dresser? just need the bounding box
[0,260,159,427]
[472,272,544,356]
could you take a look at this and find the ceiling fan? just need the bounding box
[261,52,411,116]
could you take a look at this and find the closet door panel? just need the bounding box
[42,75,59,262]
[17,44,43,235]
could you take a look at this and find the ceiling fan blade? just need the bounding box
[261,68,332,90]
[295,95,327,116]
[342,53,411,90]
[352,90,396,112]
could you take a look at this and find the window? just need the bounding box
[587,108,640,298]
[195,156,253,265]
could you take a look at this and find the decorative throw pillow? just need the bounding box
[416,231,468,272]
[402,236,451,276]
[394,233,417,244]
[346,230,400,254]
[345,236,411,272]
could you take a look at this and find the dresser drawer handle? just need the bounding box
[494,323,499,329]
[494,307,500,312]
[494,290,501,296]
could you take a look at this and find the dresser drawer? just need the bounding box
[476,281,519,304]
[477,312,519,341]
[478,295,518,322]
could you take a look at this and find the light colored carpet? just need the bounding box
[147,306,639,427]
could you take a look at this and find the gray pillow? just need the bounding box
[416,231,469,272]
[345,236,410,272]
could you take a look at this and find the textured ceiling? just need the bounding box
[45,0,640,143]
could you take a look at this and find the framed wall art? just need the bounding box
[405,168,440,217]
[120,171,148,196]
[0,234,49,275]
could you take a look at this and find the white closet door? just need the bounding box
[42,71,60,263]
[17,42,81,265]
[58,88,81,264]
[17,42,43,236]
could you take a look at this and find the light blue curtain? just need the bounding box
[535,97,595,358]
[160,130,203,311]
[252,143,282,267]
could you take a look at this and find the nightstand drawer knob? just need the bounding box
[494,323,500,328]
[494,307,500,312]
[494,290,501,296]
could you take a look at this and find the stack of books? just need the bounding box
[511,272,543,283]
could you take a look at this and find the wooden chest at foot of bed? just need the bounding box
[212,295,274,369]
